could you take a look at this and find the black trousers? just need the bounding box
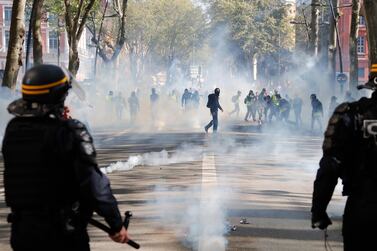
[10,214,90,251]
[342,197,377,251]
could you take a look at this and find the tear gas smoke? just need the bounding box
[101,144,204,174]
[0,87,20,145]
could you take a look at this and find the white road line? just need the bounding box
[199,153,226,251]
[201,153,217,188]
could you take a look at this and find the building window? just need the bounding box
[48,14,57,27]
[357,36,365,54]
[5,31,10,49]
[359,16,366,26]
[4,7,12,26]
[358,68,365,78]
[49,31,59,50]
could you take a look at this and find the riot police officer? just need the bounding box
[2,65,129,251]
[311,67,377,250]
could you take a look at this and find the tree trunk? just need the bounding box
[32,0,44,65]
[64,0,96,76]
[349,0,361,95]
[2,0,27,89]
[364,0,377,65]
[69,39,80,76]
[310,0,321,56]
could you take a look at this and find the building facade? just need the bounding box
[337,0,369,84]
[0,0,95,82]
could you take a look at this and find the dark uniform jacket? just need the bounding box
[312,92,377,250]
[2,116,123,236]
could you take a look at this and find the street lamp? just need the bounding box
[57,17,65,66]
[25,0,35,71]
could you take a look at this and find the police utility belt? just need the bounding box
[8,204,80,233]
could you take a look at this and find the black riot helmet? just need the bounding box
[22,64,72,104]
[214,88,220,96]
[358,64,377,91]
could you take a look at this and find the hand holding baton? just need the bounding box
[89,211,140,249]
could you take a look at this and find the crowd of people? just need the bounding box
[102,83,358,134]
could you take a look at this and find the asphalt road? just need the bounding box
[0,125,346,251]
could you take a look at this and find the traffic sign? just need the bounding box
[337,73,348,84]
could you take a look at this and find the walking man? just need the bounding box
[205,88,223,133]
[310,94,324,132]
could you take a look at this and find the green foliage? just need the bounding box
[209,0,295,57]
[125,0,207,70]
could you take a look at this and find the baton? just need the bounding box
[88,211,140,249]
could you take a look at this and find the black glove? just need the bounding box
[311,212,332,230]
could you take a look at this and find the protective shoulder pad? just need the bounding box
[66,119,95,156]
[334,103,350,114]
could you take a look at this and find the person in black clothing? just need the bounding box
[278,96,291,123]
[128,91,140,122]
[150,88,159,122]
[205,88,223,133]
[310,94,324,132]
[181,88,192,110]
[311,67,377,251]
[244,90,256,122]
[2,65,129,251]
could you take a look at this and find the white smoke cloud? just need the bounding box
[101,144,204,174]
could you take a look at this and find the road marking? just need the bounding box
[199,153,228,251]
[201,153,217,188]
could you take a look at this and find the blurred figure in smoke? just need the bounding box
[106,90,115,119]
[292,94,303,128]
[344,90,356,103]
[269,90,280,122]
[328,96,339,118]
[150,88,159,122]
[192,90,200,110]
[128,91,140,122]
[278,95,291,123]
[244,90,256,122]
[114,92,127,121]
[205,88,223,133]
[106,90,114,101]
[171,89,180,104]
[311,67,377,251]
[229,90,242,117]
[310,94,323,132]
[182,88,192,111]
[264,95,272,122]
[257,88,267,122]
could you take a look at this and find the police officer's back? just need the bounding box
[311,68,377,250]
[2,65,129,251]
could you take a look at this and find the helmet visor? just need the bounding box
[63,68,86,101]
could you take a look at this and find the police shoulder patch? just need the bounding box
[81,142,95,155]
